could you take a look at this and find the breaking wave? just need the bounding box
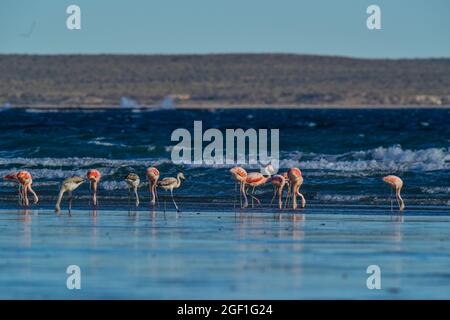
[280,145,450,173]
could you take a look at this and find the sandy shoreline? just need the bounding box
[4,103,450,110]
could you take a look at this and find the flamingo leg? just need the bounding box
[278,185,284,209]
[17,184,23,205]
[150,182,156,206]
[241,183,248,208]
[270,186,277,207]
[154,184,160,207]
[285,186,291,209]
[23,184,29,207]
[234,182,237,210]
[170,189,180,212]
[134,186,139,207]
[92,181,98,207]
[389,187,394,211]
[292,185,298,210]
[68,190,73,213]
[251,186,255,208]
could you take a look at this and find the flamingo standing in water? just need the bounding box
[3,171,39,206]
[146,167,160,206]
[287,167,306,209]
[86,169,101,207]
[124,173,140,207]
[157,172,185,212]
[230,166,248,208]
[269,174,287,209]
[383,175,405,210]
[55,176,85,213]
[243,164,275,208]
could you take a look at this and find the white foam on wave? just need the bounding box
[315,194,368,201]
[420,187,450,194]
[87,137,128,147]
[280,145,450,173]
[0,157,172,168]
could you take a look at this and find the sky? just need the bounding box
[0,0,449,58]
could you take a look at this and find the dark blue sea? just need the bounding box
[0,107,448,210]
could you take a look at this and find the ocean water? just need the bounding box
[0,107,449,299]
[0,108,448,209]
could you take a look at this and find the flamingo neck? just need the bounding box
[396,188,405,210]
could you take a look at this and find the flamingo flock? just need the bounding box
[229,166,405,211]
[2,166,406,212]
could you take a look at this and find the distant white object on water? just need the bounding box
[120,96,139,108]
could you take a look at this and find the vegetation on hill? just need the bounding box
[1,54,450,107]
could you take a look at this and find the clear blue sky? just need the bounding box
[1,0,449,58]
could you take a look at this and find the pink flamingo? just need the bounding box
[55,176,85,213]
[269,174,287,209]
[86,169,101,207]
[146,167,160,206]
[124,173,140,207]
[230,166,248,208]
[157,172,185,212]
[3,171,39,206]
[383,175,405,210]
[287,167,305,209]
[243,164,275,208]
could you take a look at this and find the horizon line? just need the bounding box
[1,52,450,61]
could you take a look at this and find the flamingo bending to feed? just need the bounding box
[3,171,39,206]
[124,173,140,207]
[230,166,248,208]
[269,174,288,209]
[86,169,101,207]
[146,167,160,205]
[383,175,405,210]
[243,164,275,208]
[55,176,85,213]
[157,172,185,212]
[287,167,305,209]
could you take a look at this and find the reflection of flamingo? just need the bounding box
[125,173,140,207]
[3,171,38,206]
[86,169,101,207]
[230,167,248,208]
[287,168,305,209]
[269,174,287,209]
[244,165,275,208]
[55,176,85,213]
[383,175,405,210]
[146,167,160,205]
[158,172,185,212]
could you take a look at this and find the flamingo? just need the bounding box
[287,167,305,209]
[146,167,160,206]
[3,171,38,206]
[269,174,287,209]
[55,176,85,213]
[230,166,248,208]
[383,175,405,210]
[243,164,275,208]
[86,169,101,207]
[125,173,140,207]
[157,172,185,212]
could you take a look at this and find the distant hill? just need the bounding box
[1,54,450,108]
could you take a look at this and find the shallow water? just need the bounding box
[1,207,450,299]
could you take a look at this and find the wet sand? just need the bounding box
[1,207,450,299]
